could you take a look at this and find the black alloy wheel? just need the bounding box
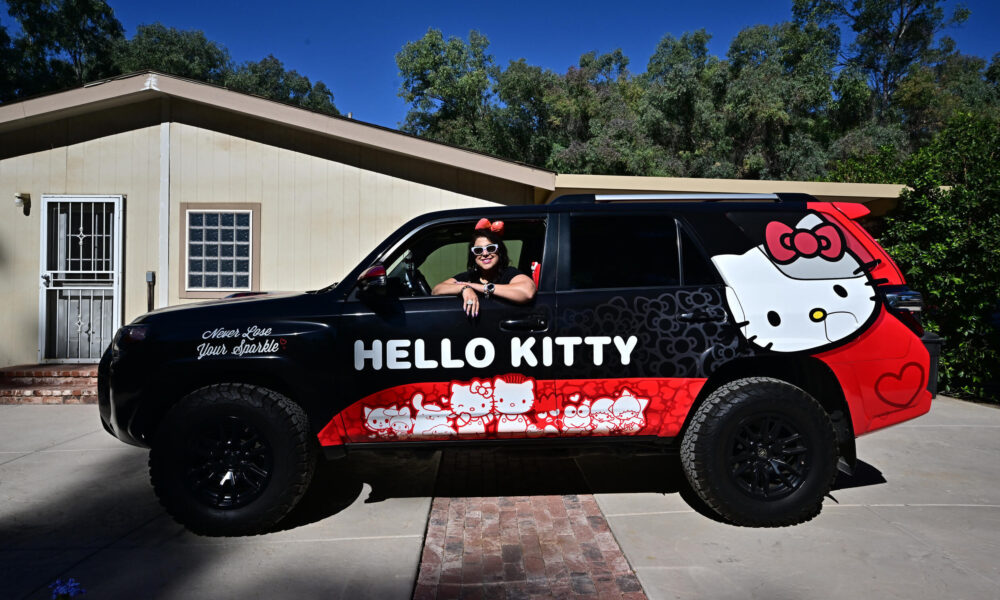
[185,415,274,509]
[150,384,316,536]
[728,413,809,500]
[680,377,837,527]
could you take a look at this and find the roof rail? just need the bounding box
[594,193,780,202]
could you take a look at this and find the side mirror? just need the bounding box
[357,264,388,295]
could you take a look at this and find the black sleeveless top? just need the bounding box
[452,267,523,285]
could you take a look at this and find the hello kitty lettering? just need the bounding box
[712,212,879,353]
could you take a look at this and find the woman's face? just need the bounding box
[472,235,499,271]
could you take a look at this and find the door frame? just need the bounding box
[38,194,124,363]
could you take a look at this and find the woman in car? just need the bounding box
[431,219,536,317]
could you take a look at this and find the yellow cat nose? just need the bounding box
[810,308,827,322]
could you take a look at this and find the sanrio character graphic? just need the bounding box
[493,376,535,435]
[561,395,593,434]
[610,388,648,434]
[450,380,494,436]
[590,397,617,435]
[389,406,414,438]
[363,406,398,438]
[411,393,456,438]
[527,409,561,437]
[712,212,878,352]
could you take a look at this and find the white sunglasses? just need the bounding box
[470,244,499,256]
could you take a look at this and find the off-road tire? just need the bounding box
[149,384,317,536]
[680,377,837,527]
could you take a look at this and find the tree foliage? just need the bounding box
[877,113,1000,398]
[0,4,338,114]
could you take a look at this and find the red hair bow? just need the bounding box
[764,220,844,263]
[475,218,504,235]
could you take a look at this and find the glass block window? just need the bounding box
[186,210,253,290]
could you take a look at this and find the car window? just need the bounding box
[569,215,679,289]
[381,219,544,297]
[680,227,719,285]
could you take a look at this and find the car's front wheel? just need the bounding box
[680,377,837,527]
[149,384,316,535]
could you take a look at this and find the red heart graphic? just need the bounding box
[874,362,925,408]
[279,338,287,346]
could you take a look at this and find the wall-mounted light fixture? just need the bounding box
[14,193,30,216]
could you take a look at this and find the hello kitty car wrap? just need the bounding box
[316,203,931,447]
[318,375,703,444]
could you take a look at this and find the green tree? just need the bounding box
[794,0,970,119]
[723,21,838,179]
[491,58,559,166]
[224,55,338,116]
[6,0,124,91]
[641,30,731,177]
[875,113,999,398]
[113,23,230,83]
[395,28,498,152]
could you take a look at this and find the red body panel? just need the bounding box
[816,307,932,435]
[808,201,906,285]
[317,376,705,446]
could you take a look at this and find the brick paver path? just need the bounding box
[413,451,647,600]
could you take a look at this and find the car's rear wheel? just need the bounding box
[150,384,316,535]
[680,377,837,527]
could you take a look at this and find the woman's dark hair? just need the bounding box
[466,230,510,273]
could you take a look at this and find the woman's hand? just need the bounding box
[462,286,479,317]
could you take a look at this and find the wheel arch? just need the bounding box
[133,360,330,446]
[688,355,856,466]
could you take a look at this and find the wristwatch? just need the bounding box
[484,282,495,297]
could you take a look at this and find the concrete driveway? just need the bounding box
[1,396,998,600]
[580,396,1000,600]
[0,406,437,600]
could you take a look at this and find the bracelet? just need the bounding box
[460,285,473,296]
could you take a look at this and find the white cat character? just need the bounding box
[712,213,877,353]
[450,381,494,436]
[411,393,456,438]
[590,397,617,435]
[610,388,649,434]
[364,405,399,438]
[493,376,535,435]
[561,395,594,434]
[389,406,414,438]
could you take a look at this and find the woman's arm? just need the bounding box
[432,278,482,317]
[489,274,536,304]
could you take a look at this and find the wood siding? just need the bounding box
[0,126,161,366]
[168,123,498,301]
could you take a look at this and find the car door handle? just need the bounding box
[500,316,548,332]
[678,310,726,323]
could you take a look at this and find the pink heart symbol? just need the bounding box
[874,362,925,408]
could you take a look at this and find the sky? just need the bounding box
[12,0,1000,129]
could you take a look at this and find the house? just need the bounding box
[0,72,905,367]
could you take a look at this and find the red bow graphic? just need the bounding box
[475,218,504,235]
[764,220,844,263]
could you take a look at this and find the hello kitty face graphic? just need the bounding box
[450,381,493,416]
[712,212,878,353]
[492,378,535,415]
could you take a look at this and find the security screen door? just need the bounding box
[39,195,123,362]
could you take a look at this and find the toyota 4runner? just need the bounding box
[99,193,934,534]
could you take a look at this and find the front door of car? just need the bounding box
[331,216,560,443]
[553,211,741,439]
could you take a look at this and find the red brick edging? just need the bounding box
[414,494,646,600]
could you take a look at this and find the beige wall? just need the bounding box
[167,123,498,303]
[0,126,162,366]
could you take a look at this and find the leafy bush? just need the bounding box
[878,112,1000,398]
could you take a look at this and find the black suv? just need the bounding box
[99,193,933,534]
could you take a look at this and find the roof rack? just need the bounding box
[548,192,812,205]
[595,193,779,202]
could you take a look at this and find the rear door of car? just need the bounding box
[552,208,741,438]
